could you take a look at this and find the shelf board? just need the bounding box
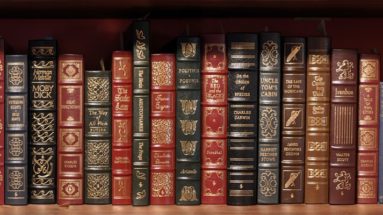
[2,0,383,18]
[0,204,382,215]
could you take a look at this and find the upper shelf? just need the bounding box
[2,0,383,18]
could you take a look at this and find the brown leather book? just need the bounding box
[304,37,331,204]
[281,37,306,204]
[329,49,358,205]
[357,54,380,204]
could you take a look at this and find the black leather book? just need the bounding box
[175,36,201,205]
[5,55,28,205]
[131,20,150,206]
[227,33,258,205]
[84,70,112,204]
[28,39,57,204]
[257,32,281,204]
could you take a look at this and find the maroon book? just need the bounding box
[150,54,176,205]
[357,54,380,204]
[329,49,358,205]
[201,34,227,204]
[112,51,133,205]
[0,39,4,205]
[57,55,84,205]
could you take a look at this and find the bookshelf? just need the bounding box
[0,204,381,215]
[0,0,382,214]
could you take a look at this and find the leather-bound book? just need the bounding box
[28,39,57,204]
[357,54,380,204]
[84,70,112,204]
[111,51,132,205]
[226,33,258,205]
[175,36,201,205]
[304,37,331,204]
[5,55,28,205]
[131,20,150,206]
[201,34,227,204]
[57,54,84,205]
[150,54,176,205]
[257,32,281,204]
[281,37,306,204]
[379,82,383,204]
[0,39,5,205]
[329,49,358,205]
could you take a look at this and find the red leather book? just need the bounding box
[357,54,380,204]
[57,54,84,205]
[150,54,176,205]
[201,34,227,204]
[111,51,133,205]
[0,39,4,205]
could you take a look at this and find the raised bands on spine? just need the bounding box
[226,33,258,205]
[357,54,380,204]
[57,54,84,205]
[5,55,28,205]
[84,70,112,204]
[304,37,331,204]
[112,51,133,205]
[201,34,227,204]
[257,32,281,204]
[175,36,202,205]
[28,39,57,204]
[281,37,306,204]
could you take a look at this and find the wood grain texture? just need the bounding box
[0,205,382,215]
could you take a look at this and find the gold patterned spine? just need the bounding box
[29,40,57,204]
[84,70,112,204]
[357,54,380,203]
[5,55,28,205]
[304,37,331,204]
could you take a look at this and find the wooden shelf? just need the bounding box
[0,204,382,215]
[1,0,383,18]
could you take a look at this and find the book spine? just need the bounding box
[132,20,150,206]
[281,37,306,204]
[226,33,258,205]
[28,40,57,204]
[5,55,28,205]
[175,37,201,205]
[357,54,380,204]
[329,49,358,205]
[304,37,331,204]
[111,51,133,205]
[57,54,84,205]
[84,70,112,204]
[150,54,176,205]
[257,32,281,204]
[0,39,4,205]
[201,34,227,204]
[379,82,383,204]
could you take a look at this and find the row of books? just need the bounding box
[0,20,381,206]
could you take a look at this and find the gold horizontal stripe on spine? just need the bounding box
[231,54,256,59]
[229,190,254,197]
[229,180,254,183]
[230,158,254,162]
[231,42,256,50]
